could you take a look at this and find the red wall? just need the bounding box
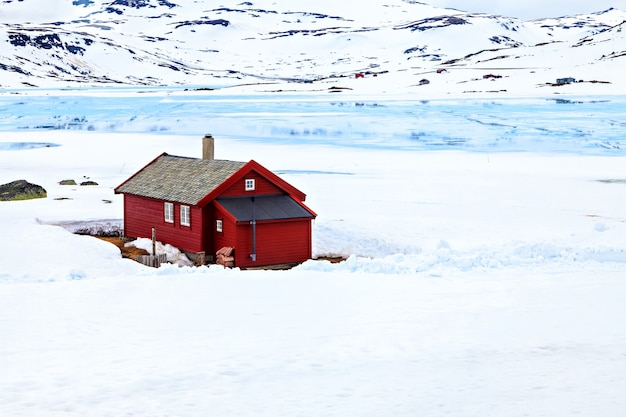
[233,219,313,267]
[212,204,237,256]
[220,170,283,197]
[123,194,204,253]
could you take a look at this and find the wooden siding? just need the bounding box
[233,219,312,267]
[123,194,204,253]
[219,170,283,197]
[211,204,238,256]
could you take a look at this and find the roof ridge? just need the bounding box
[163,154,246,164]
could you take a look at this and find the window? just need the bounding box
[245,178,255,191]
[216,219,223,233]
[164,202,174,223]
[180,205,190,227]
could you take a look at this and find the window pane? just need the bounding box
[164,202,174,223]
[181,205,190,226]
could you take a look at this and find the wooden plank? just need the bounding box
[135,253,167,268]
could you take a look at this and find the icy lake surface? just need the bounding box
[1,89,625,154]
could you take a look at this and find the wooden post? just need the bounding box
[151,227,156,256]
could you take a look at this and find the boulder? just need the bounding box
[0,179,47,201]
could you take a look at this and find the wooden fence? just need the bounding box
[135,253,167,268]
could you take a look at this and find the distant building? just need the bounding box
[556,77,576,84]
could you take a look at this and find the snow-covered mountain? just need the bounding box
[1,0,625,89]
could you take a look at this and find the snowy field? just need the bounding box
[1,90,626,416]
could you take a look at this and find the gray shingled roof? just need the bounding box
[116,154,246,205]
[217,195,315,221]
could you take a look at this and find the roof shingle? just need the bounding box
[115,154,246,205]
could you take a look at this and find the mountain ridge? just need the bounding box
[1,0,625,93]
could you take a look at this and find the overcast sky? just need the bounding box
[425,1,626,20]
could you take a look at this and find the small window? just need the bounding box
[180,205,190,227]
[245,178,255,191]
[216,219,223,233]
[164,202,174,223]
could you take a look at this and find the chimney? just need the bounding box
[202,134,214,160]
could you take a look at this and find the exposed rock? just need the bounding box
[173,19,230,29]
[8,32,86,55]
[59,179,77,185]
[0,179,47,201]
[80,180,99,186]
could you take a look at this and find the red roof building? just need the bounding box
[114,136,316,268]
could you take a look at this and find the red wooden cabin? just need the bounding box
[114,142,316,268]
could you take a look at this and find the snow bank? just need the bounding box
[300,242,626,275]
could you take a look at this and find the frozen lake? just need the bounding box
[1,89,625,154]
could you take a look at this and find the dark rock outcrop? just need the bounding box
[0,179,47,201]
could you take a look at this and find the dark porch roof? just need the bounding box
[217,195,315,222]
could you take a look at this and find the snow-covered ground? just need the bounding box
[1,90,626,416]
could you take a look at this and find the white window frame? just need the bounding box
[216,219,223,233]
[180,205,190,227]
[164,202,174,223]
[245,178,255,191]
